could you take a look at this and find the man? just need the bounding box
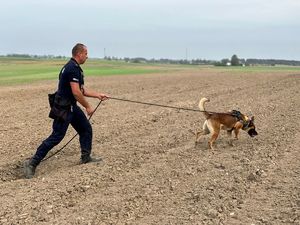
[24,43,109,179]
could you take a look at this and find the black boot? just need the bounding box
[80,155,102,164]
[23,159,38,179]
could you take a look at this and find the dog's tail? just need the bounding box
[199,97,210,118]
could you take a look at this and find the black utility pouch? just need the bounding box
[48,92,57,108]
[48,92,71,121]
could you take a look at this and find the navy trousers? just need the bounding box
[31,105,92,165]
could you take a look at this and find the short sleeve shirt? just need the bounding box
[57,58,84,104]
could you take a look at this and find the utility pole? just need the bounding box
[104,48,106,59]
[185,48,188,61]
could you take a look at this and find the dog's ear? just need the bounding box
[250,116,255,122]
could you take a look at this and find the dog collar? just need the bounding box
[242,120,251,130]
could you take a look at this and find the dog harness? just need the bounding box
[230,110,250,130]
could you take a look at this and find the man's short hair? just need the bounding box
[72,43,86,57]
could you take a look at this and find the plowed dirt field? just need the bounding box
[0,68,299,224]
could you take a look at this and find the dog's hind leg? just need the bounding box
[205,120,219,150]
[208,122,220,150]
[195,121,210,146]
[202,120,210,135]
[188,129,202,146]
[209,131,219,150]
[195,130,203,146]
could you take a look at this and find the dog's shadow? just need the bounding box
[194,137,234,151]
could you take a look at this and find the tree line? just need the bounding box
[106,55,300,66]
[214,55,300,66]
[2,54,300,66]
[2,54,67,59]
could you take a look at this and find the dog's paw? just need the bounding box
[188,129,196,135]
[228,140,234,146]
[208,146,215,151]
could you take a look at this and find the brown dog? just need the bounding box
[195,97,257,150]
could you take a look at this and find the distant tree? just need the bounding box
[221,58,230,65]
[131,59,140,63]
[231,54,240,66]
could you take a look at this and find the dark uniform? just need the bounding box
[29,58,93,167]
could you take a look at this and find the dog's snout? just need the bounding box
[248,129,258,137]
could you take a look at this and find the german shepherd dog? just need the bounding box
[195,97,257,150]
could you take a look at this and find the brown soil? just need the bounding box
[0,68,299,225]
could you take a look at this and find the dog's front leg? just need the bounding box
[233,122,243,140]
[227,130,234,146]
[234,128,240,140]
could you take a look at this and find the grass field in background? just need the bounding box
[0,58,174,85]
[0,57,299,86]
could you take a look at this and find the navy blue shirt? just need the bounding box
[57,58,84,104]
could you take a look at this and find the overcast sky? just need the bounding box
[1,0,300,60]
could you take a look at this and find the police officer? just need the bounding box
[24,43,109,179]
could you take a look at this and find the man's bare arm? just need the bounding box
[82,87,109,100]
[70,82,94,115]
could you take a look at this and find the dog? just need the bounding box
[195,97,257,150]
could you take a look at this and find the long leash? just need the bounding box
[42,100,103,162]
[110,97,219,114]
